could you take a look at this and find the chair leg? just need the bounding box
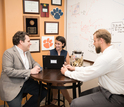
[45,94,48,105]
[26,95,28,102]
[78,81,82,97]
[63,96,65,107]
[4,101,5,107]
[58,89,60,106]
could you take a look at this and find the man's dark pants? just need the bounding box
[7,78,47,107]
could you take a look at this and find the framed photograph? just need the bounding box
[51,0,62,6]
[23,16,40,37]
[29,39,40,53]
[44,21,59,35]
[23,0,40,14]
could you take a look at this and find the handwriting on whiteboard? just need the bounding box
[111,22,124,33]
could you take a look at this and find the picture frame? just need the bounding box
[40,3,49,17]
[23,16,40,37]
[51,0,62,6]
[44,21,59,35]
[42,36,54,50]
[29,39,40,53]
[23,0,40,14]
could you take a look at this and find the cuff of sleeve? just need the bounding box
[75,67,80,70]
[65,70,71,77]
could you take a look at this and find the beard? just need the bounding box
[95,46,101,53]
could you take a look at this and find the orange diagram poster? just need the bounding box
[42,36,54,50]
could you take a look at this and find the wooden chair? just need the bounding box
[4,93,27,107]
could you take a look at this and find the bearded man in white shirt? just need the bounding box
[61,29,124,107]
[0,31,47,107]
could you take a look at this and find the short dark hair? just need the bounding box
[93,29,111,44]
[56,36,66,48]
[12,31,29,45]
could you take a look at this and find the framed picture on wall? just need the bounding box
[44,21,59,35]
[51,0,62,6]
[23,16,40,37]
[23,0,40,14]
[29,39,40,53]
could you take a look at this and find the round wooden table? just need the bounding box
[31,69,82,107]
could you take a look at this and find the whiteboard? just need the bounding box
[66,0,124,62]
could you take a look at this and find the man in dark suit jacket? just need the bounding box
[0,31,47,107]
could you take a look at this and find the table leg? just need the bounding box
[38,81,42,107]
[73,83,76,99]
[47,83,51,105]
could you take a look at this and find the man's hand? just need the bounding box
[66,65,75,71]
[30,66,41,74]
[61,65,68,75]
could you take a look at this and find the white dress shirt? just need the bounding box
[15,45,29,70]
[65,45,124,95]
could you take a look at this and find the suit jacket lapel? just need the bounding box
[12,46,25,67]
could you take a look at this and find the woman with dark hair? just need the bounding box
[47,36,72,105]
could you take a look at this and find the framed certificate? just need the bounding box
[23,16,40,37]
[44,21,59,35]
[51,0,62,6]
[23,0,40,14]
[29,39,40,53]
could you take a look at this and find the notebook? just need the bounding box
[43,55,64,69]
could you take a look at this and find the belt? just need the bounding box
[100,86,124,98]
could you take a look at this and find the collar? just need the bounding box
[103,45,113,54]
[15,45,27,55]
[54,48,64,52]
